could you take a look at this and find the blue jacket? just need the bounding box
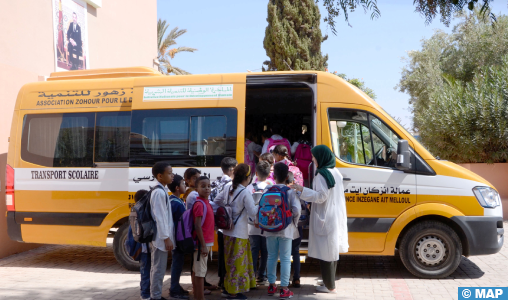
[169,194,186,230]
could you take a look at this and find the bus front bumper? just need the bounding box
[452,216,504,256]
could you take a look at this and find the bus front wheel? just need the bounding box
[113,222,140,271]
[399,220,462,279]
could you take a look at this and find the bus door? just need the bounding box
[321,103,417,252]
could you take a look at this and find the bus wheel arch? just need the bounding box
[398,219,463,278]
[395,214,470,257]
[112,221,139,271]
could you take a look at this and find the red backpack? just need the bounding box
[294,143,312,180]
[267,138,291,154]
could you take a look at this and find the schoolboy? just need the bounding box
[125,189,150,300]
[265,163,301,299]
[210,157,237,201]
[150,161,176,300]
[168,175,190,299]
[184,168,217,292]
[209,157,237,290]
[246,161,272,285]
[183,168,201,209]
[191,176,215,300]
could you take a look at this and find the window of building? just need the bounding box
[95,112,131,162]
[21,113,95,167]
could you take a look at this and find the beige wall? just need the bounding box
[0,0,156,259]
[459,163,508,220]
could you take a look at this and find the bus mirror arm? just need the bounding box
[395,140,412,171]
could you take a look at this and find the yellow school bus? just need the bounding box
[6,67,503,278]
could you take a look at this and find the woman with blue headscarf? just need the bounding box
[291,145,348,294]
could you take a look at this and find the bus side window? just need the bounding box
[130,108,237,167]
[21,113,95,167]
[95,112,131,163]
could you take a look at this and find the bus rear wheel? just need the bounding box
[399,220,462,279]
[113,222,140,271]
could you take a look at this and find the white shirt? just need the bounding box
[213,183,258,240]
[150,181,175,252]
[247,180,271,236]
[299,169,349,261]
[262,134,288,154]
[246,139,262,162]
[263,184,301,240]
[185,190,199,210]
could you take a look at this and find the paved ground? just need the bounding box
[0,222,506,300]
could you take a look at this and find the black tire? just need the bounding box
[399,220,462,279]
[113,222,140,271]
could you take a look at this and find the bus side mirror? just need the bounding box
[396,140,412,171]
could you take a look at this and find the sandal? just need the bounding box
[204,281,219,290]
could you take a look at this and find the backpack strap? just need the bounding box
[192,199,207,226]
[227,187,246,225]
[227,187,246,206]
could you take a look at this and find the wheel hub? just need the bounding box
[415,235,446,265]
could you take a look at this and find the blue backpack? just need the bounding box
[257,185,293,232]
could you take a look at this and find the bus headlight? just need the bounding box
[473,187,501,208]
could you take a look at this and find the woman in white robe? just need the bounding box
[291,145,348,293]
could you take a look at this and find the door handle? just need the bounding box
[343,177,351,181]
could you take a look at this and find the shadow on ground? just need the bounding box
[0,244,484,280]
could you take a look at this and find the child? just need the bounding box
[285,172,304,289]
[125,189,150,300]
[265,163,301,299]
[261,123,291,154]
[210,157,237,201]
[168,175,190,299]
[247,161,272,285]
[192,176,215,300]
[213,164,258,299]
[256,153,275,185]
[150,162,176,300]
[183,168,201,209]
[210,157,237,290]
[185,168,217,293]
[272,145,304,186]
[245,130,262,171]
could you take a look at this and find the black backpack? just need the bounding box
[129,185,164,243]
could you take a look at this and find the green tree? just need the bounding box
[418,58,508,163]
[319,0,497,35]
[157,19,197,75]
[398,11,508,131]
[332,71,376,99]
[263,0,328,71]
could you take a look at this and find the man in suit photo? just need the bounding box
[67,12,82,70]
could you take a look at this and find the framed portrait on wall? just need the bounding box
[52,0,90,71]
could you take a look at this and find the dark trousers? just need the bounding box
[249,235,267,279]
[291,226,303,281]
[139,252,151,299]
[170,247,186,295]
[218,231,226,286]
[319,259,338,290]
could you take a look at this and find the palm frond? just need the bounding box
[157,19,197,75]
[171,66,192,75]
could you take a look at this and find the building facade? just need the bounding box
[0,0,157,258]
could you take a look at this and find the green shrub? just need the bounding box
[419,59,508,163]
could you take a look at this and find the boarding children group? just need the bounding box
[126,128,349,300]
